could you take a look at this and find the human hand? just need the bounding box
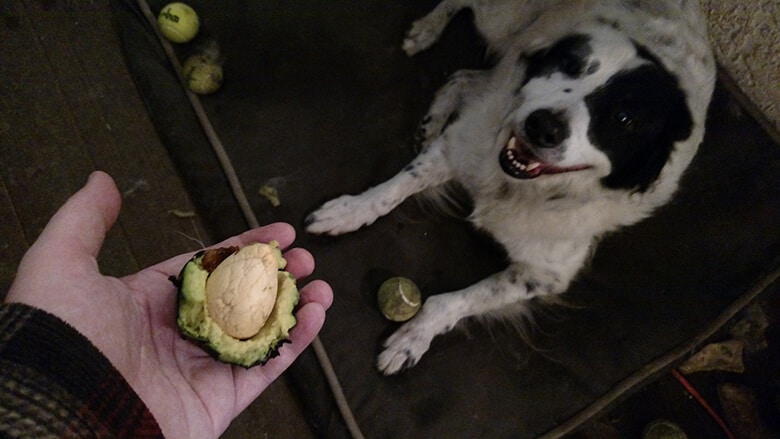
[6,171,333,438]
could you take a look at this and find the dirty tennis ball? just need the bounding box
[182,54,223,94]
[158,2,200,43]
[642,419,687,439]
[377,277,422,322]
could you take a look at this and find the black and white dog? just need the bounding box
[306,0,715,375]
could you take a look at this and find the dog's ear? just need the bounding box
[521,34,593,85]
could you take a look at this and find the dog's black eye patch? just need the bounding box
[523,34,594,84]
[585,64,693,191]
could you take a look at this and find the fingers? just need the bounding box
[227,274,332,410]
[147,221,334,415]
[281,247,314,278]
[152,223,299,275]
[228,222,297,250]
[298,279,334,310]
[232,300,328,410]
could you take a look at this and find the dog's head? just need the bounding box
[499,25,694,192]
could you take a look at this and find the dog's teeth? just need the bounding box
[507,136,517,150]
[526,162,541,171]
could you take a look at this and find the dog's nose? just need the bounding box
[525,109,570,148]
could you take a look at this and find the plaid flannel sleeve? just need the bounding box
[0,303,163,438]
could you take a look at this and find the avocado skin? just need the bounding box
[175,245,299,368]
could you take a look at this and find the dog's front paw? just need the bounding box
[377,316,437,375]
[305,194,378,235]
[402,12,450,56]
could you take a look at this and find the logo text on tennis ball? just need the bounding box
[206,244,279,339]
[159,9,179,23]
[158,2,199,43]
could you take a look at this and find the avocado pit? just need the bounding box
[174,242,300,367]
[206,243,279,339]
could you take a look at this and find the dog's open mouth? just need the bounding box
[499,135,590,179]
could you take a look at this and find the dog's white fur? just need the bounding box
[306,0,715,375]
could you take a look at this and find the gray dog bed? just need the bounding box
[112,1,780,437]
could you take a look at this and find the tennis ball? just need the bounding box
[182,55,223,94]
[377,277,422,322]
[642,420,687,439]
[158,3,200,43]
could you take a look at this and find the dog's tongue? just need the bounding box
[499,136,545,179]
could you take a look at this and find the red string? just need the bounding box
[671,369,736,439]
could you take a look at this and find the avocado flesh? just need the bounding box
[176,245,299,368]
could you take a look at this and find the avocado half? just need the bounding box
[174,242,299,368]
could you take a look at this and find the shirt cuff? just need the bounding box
[0,303,163,438]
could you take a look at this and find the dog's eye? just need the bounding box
[614,111,633,127]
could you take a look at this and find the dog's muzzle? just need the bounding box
[499,109,590,179]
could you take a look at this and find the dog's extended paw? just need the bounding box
[377,318,436,375]
[305,194,378,236]
[402,12,450,56]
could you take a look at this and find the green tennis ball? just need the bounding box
[158,2,200,43]
[642,420,687,439]
[377,277,422,322]
[182,55,223,95]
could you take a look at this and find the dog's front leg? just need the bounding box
[305,142,452,235]
[377,263,566,375]
[402,0,475,55]
[417,69,488,146]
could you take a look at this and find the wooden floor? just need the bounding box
[0,0,210,283]
[0,1,313,437]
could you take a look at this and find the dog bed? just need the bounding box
[111,1,780,437]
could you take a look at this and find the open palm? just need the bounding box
[6,171,332,438]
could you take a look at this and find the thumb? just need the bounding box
[11,171,121,285]
[34,171,122,261]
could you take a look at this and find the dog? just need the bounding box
[306,0,715,375]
